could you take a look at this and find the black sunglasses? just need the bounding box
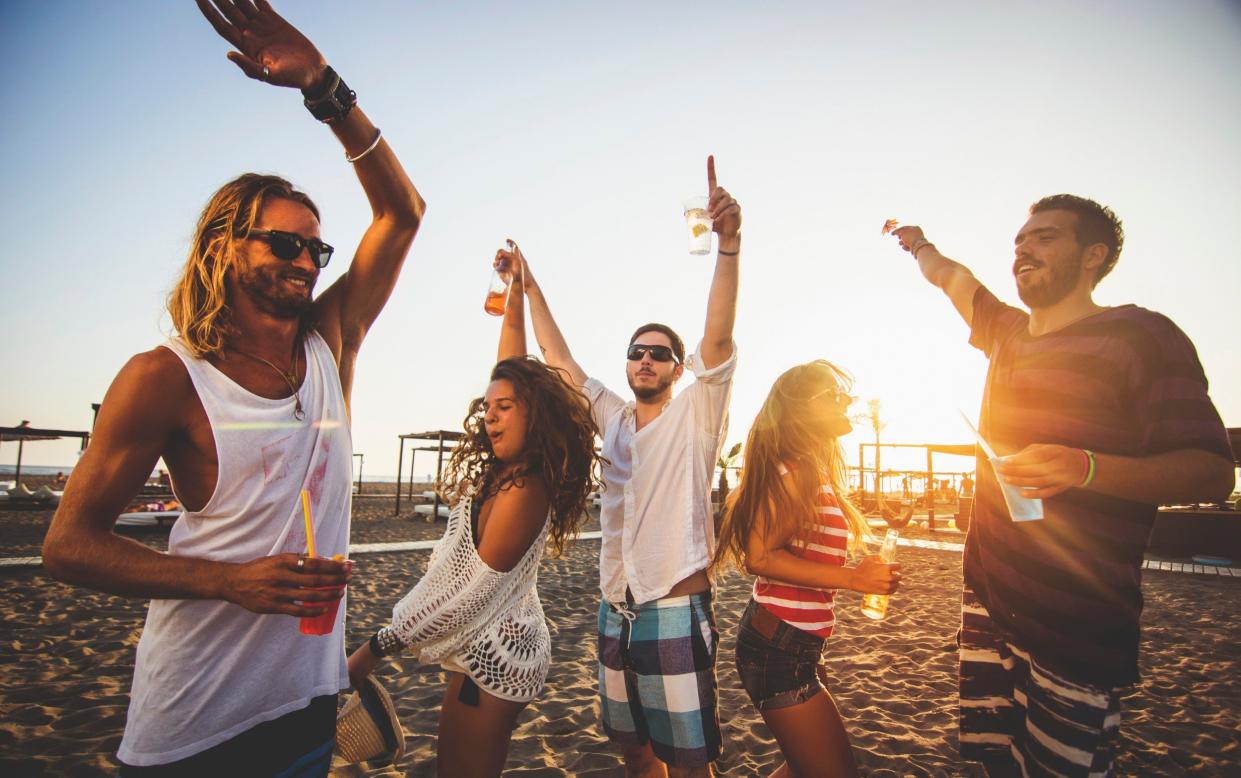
[249,229,334,269]
[627,344,679,363]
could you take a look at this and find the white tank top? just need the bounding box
[118,331,353,766]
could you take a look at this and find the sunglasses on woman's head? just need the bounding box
[248,229,334,269]
[627,344,679,363]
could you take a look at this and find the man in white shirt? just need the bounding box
[522,157,740,777]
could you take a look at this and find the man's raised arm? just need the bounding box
[197,0,426,370]
[890,225,981,328]
[520,256,589,388]
[700,155,741,369]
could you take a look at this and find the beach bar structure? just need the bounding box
[1,423,91,487]
[858,441,976,527]
[394,430,464,517]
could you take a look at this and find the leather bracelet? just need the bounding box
[911,239,935,258]
[718,249,739,256]
[302,66,357,124]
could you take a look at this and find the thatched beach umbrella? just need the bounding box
[1,421,90,488]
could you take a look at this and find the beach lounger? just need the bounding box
[116,510,180,528]
[3,483,56,506]
[33,485,63,504]
[412,503,451,520]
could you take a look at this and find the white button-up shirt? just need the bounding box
[584,342,737,604]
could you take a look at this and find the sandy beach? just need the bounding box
[2,487,1239,776]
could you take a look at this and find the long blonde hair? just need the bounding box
[714,360,871,573]
[168,173,319,358]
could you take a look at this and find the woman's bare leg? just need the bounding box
[436,672,528,777]
[758,689,858,778]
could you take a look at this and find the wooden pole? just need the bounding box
[432,431,445,521]
[394,437,404,516]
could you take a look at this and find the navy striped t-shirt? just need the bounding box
[965,286,1232,687]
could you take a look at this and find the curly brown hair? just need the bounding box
[439,356,604,557]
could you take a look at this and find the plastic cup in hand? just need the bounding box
[683,196,712,255]
[989,455,1044,521]
[299,585,345,635]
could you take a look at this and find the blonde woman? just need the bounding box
[714,361,901,777]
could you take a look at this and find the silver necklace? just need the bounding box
[231,343,305,420]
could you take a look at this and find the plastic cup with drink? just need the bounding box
[297,489,345,636]
[861,528,900,620]
[683,196,712,255]
[959,411,1044,522]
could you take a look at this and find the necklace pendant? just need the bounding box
[293,403,306,421]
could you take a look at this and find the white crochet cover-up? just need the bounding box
[388,495,551,703]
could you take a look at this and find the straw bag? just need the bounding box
[336,675,405,765]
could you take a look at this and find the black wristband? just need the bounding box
[302,66,356,124]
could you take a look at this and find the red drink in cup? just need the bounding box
[299,585,345,635]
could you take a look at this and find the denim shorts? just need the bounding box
[734,599,827,711]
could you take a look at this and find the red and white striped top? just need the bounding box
[752,465,849,637]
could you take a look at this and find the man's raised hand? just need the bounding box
[196,0,327,90]
[706,155,741,241]
[890,225,927,254]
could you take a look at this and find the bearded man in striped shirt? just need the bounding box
[891,196,1234,778]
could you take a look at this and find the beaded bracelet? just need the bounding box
[911,239,936,259]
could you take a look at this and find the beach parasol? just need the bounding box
[1,421,90,488]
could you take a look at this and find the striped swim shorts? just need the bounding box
[597,592,721,768]
[959,586,1123,778]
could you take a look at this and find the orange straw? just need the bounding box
[300,489,317,558]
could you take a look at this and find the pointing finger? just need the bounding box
[707,155,717,194]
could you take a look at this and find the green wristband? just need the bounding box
[1079,449,1097,489]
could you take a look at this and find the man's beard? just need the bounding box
[628,371,675,401]
[1016,252,1083,308]
[235,262,315,319]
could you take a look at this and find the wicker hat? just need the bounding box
[336,675,405,765]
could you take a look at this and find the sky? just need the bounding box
[2,1,1239,480]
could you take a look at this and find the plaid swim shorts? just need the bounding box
[597,592,722,768]
[959,586,1124,777]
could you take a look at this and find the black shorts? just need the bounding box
[118,695,336,777]
[734,599,827,711]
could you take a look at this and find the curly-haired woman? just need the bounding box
[714,360,901,778]
[347,242,602,776]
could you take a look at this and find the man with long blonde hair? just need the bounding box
[42,2,425,774]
